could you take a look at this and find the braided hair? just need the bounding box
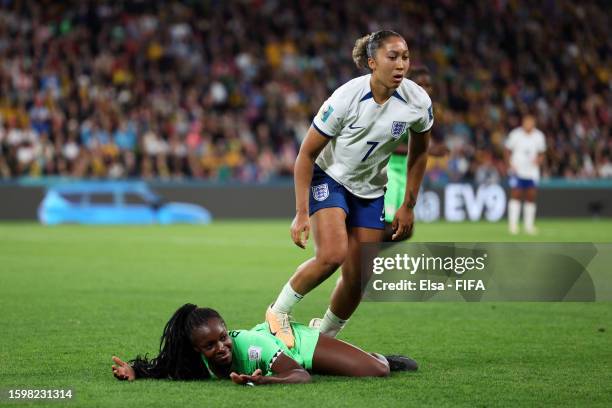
[130,304,223,380]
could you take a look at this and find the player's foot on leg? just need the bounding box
[509,225,519,235]
[384,355,418,372]
[525,226,538,235]
[309,317,322,330]
[265,305,295,348]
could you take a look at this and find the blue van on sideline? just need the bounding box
[38,181,212,225]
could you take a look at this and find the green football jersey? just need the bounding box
[201,322,319,378]
[388,130,409,174]
[202,329,284,378]
[384,132,409,222]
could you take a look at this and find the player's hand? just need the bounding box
[392,206,414,241]
[230,369,263,385]
[112,356,136,381]
[290,211,310,249]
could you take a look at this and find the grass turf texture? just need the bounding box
[1,219,611,407]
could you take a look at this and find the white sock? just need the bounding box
[508,199,521,231]
[523,202,537,231]
[271,282,303,314]
[318,308,348,337]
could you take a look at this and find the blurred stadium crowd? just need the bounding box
[0,0,610,182]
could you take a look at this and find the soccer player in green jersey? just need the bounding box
[383,66,433,242]
[111,304,416,385]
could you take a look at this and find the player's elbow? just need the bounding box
[298,138,324,162]
[296,149,317,165]
[291,368,311,384]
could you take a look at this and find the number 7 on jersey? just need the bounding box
[361,141,380,162]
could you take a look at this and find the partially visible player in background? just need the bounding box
[383,66,433,242]
[505,114,546,235]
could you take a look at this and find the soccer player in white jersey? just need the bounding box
[505,114,546,235]
[265,30,433,347]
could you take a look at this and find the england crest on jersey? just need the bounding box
[312,183,329,201]
[391,121,408,139]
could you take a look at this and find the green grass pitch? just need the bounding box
[1,219,611,407]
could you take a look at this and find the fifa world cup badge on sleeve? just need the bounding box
[320,104,334,123]
[391,121,408,139]
[312,184,329,201]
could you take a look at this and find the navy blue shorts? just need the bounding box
[508,175,536,189]
[309,165,385,230]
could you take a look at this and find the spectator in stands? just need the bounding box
[0,1,608,181]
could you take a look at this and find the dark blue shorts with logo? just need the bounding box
[309,165,385,230]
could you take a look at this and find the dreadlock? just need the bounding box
[129,303,223,380]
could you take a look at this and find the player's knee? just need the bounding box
[378,362,391,377]
[317,248,347,270]
[365,360,390,377]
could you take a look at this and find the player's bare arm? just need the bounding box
[291,127,330,249]
[231,353,311,385]
[393,129,430,241]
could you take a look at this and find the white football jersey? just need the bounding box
[505,127,546,180]
[312,74,433,199]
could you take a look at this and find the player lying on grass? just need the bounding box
[112,303,417,385]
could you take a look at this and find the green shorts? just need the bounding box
[384,154,408,223]
[288,322,319,370]
[251,322,320,371]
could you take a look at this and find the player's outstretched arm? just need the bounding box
[291,126,330,249]
[230,354,311,385]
